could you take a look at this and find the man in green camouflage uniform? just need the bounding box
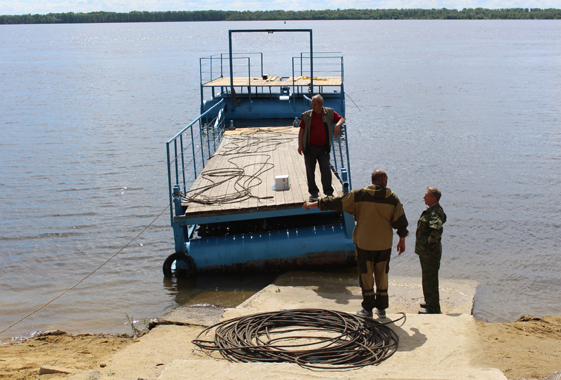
[415,187,447,314]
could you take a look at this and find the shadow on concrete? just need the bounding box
[393,325,428,352]
[376,314,428,352]
[274,269,361,305]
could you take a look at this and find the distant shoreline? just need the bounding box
[2,8,561,24]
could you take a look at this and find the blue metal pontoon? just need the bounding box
[164,29,355,277]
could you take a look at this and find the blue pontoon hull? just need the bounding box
[188,223,356,273]
[164,29,354,277]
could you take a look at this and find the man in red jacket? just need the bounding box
[298,94,345,201]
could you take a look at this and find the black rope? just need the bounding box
[192,308,404,370]
[344,92,362,111]
[0,205,170,336]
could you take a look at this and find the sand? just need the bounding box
[476,315,561,379]
[1,315,560,380]
[2,273,560,380]
[0,330,135,380]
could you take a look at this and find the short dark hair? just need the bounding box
[371,169,387,184]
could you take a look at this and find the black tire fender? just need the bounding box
[163,252,196,278]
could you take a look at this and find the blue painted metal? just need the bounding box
[172,185,187,253]
[174,207,336,227]
[166,100,226,225]
[341,169,355,239]
[165,29,355,274]
[188,224,356,272]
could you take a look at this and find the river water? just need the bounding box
[1,20,560,339]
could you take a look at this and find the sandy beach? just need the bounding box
[2,317,561,380]
[2,274,560,380]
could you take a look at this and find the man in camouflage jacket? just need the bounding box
[415,187,447,314]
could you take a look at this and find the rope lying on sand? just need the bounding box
[192,308,404,370]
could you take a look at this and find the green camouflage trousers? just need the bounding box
[419,254,441,313]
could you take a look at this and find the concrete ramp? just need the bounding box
[159,360,505,380]
[94,272,507,380]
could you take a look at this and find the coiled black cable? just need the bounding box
[192,308,404,370]
[181,131,295,205]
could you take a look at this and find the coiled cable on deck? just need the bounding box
[181,131,295,205]
[192,308,404,370]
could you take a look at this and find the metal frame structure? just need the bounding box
[164,29,354,276]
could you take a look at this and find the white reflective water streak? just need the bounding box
[0,20,560,339]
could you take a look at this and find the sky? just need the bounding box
[0,0,558,15]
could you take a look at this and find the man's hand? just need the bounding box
[334,124,342,138]
[397,237,406,255]
[302,201,318,210]
[298,126,304,155]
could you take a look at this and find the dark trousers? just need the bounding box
[419,254,441,313]
[304,144,334,196]
[356,246,392,311]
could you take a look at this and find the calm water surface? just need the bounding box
[1,20,560,339]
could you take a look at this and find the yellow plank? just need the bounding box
[203,76,343,87]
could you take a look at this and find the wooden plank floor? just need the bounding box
[181,126,344,219]
[203,76,343,87]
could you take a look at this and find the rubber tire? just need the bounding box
[163,252,196,279]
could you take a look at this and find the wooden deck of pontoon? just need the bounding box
[202,76,343,87]
[179,126,344,219]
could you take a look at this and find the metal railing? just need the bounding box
[331,125,352,191]
[166,99,226,223]
[200,53,263,85]
[295,52,343,78]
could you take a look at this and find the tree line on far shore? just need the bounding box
[1,8,561,24]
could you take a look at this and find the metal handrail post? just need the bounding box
[199,119,205,168]
[345,131,352,189]
[180,135,186,194]
[340,56,345,117]
[166,143,174,224]
[341,169,355,238]
[309,31,313,95]
[228,31,234,108]
[247,57,252,108]
[172,184,186,253]
[199,58,204,113]
[211,113,217,153]
[174,140,179,189]
[338,126,345,174]
[190,125,197,178]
